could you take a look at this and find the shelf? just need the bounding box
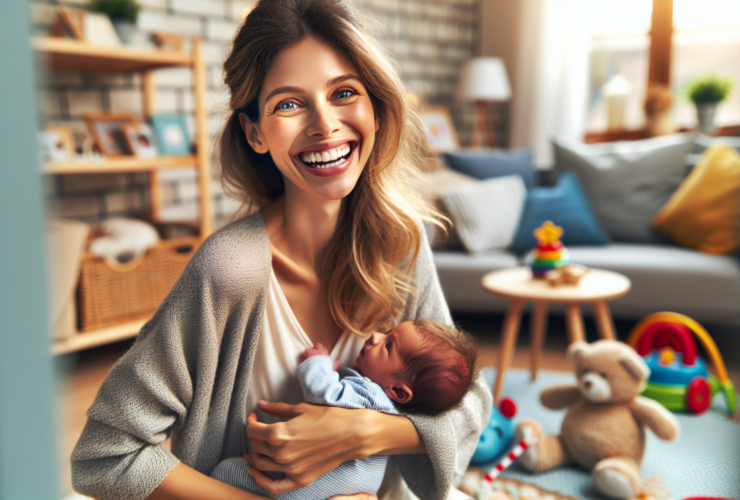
[51,318,146,356]
[43,155,197,174]
[32,37,193,73]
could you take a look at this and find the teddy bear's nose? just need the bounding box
[584,380,592,389]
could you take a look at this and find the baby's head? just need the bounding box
[355,319,477,415]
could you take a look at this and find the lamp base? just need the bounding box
[471,100,496,148]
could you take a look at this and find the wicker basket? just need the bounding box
[78,237,201,332]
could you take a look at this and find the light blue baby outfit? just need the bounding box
[210,355,398,499]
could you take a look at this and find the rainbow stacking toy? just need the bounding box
[531,221,570,279]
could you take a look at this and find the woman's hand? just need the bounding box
[245,401,424,494]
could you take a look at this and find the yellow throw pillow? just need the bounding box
[651,143,740,254]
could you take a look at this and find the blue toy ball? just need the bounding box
[470,397,517,465]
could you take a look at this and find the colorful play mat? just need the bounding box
[475,368,740,499]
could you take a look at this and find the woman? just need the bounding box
[71,1,491,499]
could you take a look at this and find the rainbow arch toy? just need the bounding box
[627,312,737,416]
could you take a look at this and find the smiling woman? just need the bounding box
[70,1,491,499]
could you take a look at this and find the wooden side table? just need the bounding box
[481,267,631,403]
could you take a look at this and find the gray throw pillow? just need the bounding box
[553,134,694,243]
[437,175,526,253]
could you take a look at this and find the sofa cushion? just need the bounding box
[563,244,740,322]
[652,144,740,255]
[433,249,519,311]
[415,167,477,250]
[553,134,694,243]
[443,148,536,188]
[510,171,609,254]
[438,175,526,253]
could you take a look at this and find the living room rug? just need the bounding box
[475,368,740,500]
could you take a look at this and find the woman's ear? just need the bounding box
[239,113,269,154]
[385,384,412,404]
[374,112,380,132]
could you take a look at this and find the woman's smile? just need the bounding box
[292,139,359,177]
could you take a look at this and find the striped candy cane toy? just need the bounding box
[481,434,538,484]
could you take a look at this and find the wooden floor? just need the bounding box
[55,311,740,496]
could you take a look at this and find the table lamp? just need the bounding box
[456,57,511,148]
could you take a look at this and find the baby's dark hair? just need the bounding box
[393,319,478,416]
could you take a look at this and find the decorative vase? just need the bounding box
[696,102,717,133]
[111,18,136,45]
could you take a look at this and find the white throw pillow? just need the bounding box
[438,175,526,253]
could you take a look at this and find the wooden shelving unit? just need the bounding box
[35,37,214,355]
[43,155,197,174]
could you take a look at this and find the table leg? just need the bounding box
[593,301,616,340]
[565,304,585,344]
[529,301,549,381]
[493,300,525,404]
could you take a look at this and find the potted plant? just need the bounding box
[88,0,140,45]
[685,73,734,133]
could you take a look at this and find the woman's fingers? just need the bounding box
[248,468,304,494]
[257,400,305,419]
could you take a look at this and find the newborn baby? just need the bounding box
[211,319,478,499]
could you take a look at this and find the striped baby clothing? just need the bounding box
[210,355,398,498]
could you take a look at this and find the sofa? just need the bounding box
[423,134,740,326]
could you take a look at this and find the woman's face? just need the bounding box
[241,36,378,202]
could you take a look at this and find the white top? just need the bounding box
[247,269,368,425]
[247,270,422,500]
[481,266,631,303]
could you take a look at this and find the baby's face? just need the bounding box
[355,321,422,389]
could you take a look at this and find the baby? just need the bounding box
[211,319,478,499]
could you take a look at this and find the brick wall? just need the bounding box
[32,0,483,230]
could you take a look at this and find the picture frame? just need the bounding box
[49,6,121,47]
[150,114,191,156]
[153,32,185,52]
[84,112,136,157]
[421,106,460,153]
[123,123,159,158]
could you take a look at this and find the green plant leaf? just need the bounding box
[685,73,735,104]
[87,0,141,22]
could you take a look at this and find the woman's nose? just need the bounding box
[307,101,341,137]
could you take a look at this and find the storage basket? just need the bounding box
[78,236,201,332]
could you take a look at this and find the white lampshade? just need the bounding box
[456,57,511,102]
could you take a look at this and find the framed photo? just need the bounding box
[123,123,159,158]
[151,114,191,156]
[84,112,136,157]
[49,6,121,47]
[421,106,460,153]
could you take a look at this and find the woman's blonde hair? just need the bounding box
[218,0,441,334]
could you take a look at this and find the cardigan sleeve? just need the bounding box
[394,224,493,500]
[70,227,268,500]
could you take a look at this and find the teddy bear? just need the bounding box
[515,340,679,499]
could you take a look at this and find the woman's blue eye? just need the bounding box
[385,342,391,352]
[277,101,296,111]
[336,89,354,99]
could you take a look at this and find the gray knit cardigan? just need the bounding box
[71,211,492,500]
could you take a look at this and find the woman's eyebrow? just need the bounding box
[328,74,361,86]
[263,86,304,105]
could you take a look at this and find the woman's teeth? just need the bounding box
[300,143,352,168]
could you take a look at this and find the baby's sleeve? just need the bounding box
[297,356,397,414]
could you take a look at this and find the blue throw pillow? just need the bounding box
[443,148,536,189]
[511,171,609,254]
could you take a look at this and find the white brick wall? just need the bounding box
[34,0,482,229]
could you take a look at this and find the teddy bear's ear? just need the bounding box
[567,342,589,365]
[620,355,650,381]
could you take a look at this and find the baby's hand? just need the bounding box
[303,342,330,359]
